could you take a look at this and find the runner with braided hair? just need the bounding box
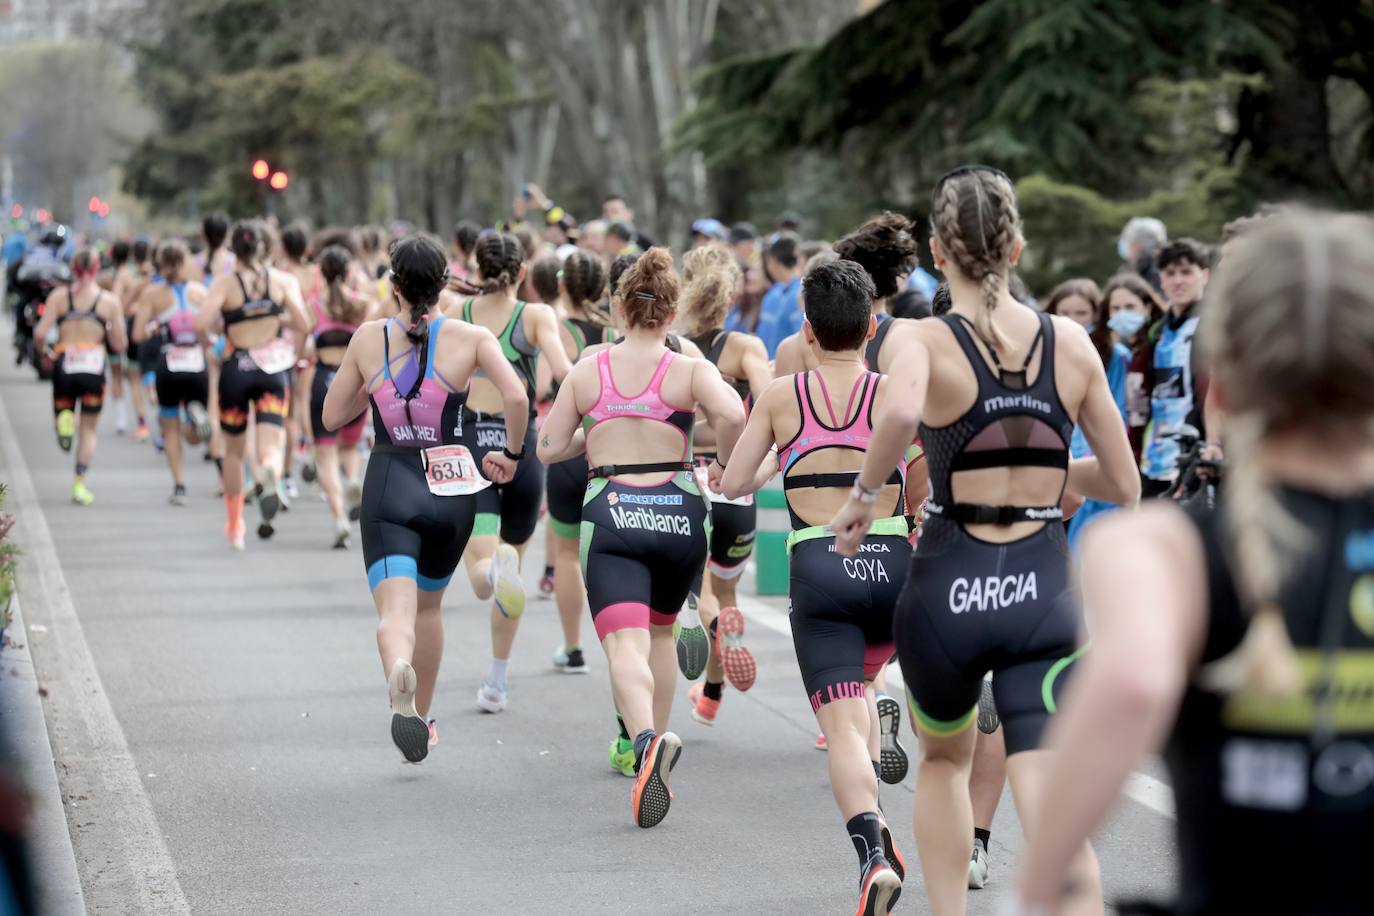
[446,230,573,713]
[830,166,1139,916]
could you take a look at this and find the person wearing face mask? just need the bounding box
[1045,279,1131,547]
[1101,273,1166,463]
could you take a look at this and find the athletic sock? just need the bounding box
[615,712,631,742]
[632,729,656,770]
[703,680,723,701]
[224,492,244,530]
[214,456,224,475]
[847,812,885,871]
[543,564,554,578]
[974,827,991,852]
[487,657,510,689]
[872,760,882,782]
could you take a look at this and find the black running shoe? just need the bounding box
[169,484,187,507]
[875,694,909,785]
[857,854,902,916]
[977,677,999,734]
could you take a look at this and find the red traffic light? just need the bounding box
[9,204,21,219]
[269,171,289,190]
[35,208,50,223]
[252,159,270,180]
[97,203,111,218]
[88,196,102,213]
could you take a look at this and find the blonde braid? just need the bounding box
[933,171,1021,351]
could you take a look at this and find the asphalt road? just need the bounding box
[0,349,1177,915]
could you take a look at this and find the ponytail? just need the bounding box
[1198,412,1301,696]
[931,167,1021,351]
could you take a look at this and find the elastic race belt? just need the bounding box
[588,461,694,480]
[923,501,1063,525]
[785,515,916,555]
[784,469,904,491]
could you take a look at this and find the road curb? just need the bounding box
[2,593,85,916]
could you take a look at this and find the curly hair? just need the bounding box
[679,246,741,336]
[833,211,920,300]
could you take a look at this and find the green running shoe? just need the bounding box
[608,736,636,778]
[675,596,709,680]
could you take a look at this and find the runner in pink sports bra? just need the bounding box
[537,247,746,830]
[717,258,911,916]
[307,245,375,547]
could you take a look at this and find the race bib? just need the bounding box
[64,347,106,375]
[694,463,753,506]
[165,345,206,374]
[249,338,294,374]
[424,445,492,497]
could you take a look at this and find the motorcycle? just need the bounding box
[9,255,70,380]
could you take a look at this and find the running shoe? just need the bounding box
[687,682,720,726]
[186,402,211,444]
[300,461,317,484]
[977,676,1000,734]
[537,571,554,598]
[283,475,299,502]
[114,401,128,435]
[489,544,525,620]
[816,733,828,751]
[169,483,187,507]
[427,719,439,750]
[552,646,589,674]
[676,618,710,681]
[55,409,75,452]
[717,606,756,691]
[226,518,246,551]
[387,659,430,763]
[332,519,350,550]
[475,678,508,714]
[968,839,991,889]
[631,731,682,829]
[134,418,150,442]
[875,693,909,785]
[256,467,281,540]
[153,432,165,454]
[608,737,636,778]
[345,478,363,522]
[877,811,906,884]
[71,479,94,506]
[856,855,902,916]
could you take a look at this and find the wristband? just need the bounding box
[851,481,879,504]
[713,456,727,470]
[502,445,524,461]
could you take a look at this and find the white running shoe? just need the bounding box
[114,400,128,434]
[488,544,526,619]
[968,840,991,889]
[552,646,589,674]
[476,679,508,714]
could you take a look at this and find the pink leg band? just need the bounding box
[595,602,649,641]
[648,608,678,627]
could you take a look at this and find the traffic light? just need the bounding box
[252,160,270,180]
[9,204,21,219]
[269,171,289,190]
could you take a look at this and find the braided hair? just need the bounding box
[319,245,366,325]
[473,231,525,294]
[930,167,1022,349]
[388,235,449,345]
[561,250,609,325]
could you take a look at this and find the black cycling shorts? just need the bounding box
[154,347,209,415]
[218,349,290,435]
[461,411,542,545]
[581,472,709,641]
[361,446,476,592]
[707,499,756,579]
[310,364,365,446]
[790,532,909,713]
[137,337,162,377]
[894,518,1084,755]
[546,453,588,540]
[52,352,105,414]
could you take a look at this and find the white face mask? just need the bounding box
[1108,309,1147,339]
[1117,237,1131,261]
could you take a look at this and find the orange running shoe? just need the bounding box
[855,856,902,916]
[688,682,720,726]
[630,731,682,828]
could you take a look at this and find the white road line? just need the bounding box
[733,590,1177,819]
[0,394,192,914]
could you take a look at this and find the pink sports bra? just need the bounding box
[777,369,905,528]
[583,346,695,479]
